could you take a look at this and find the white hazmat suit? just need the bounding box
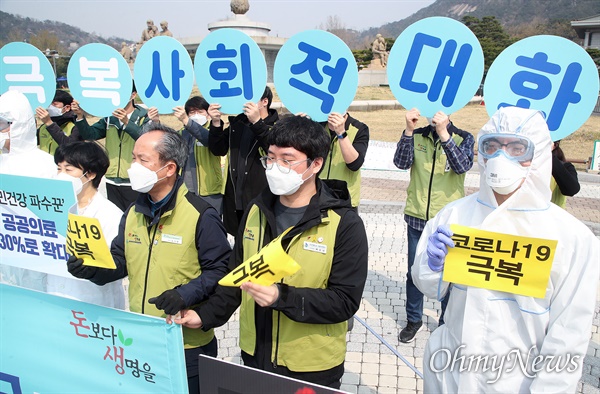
[413,107,600,393]
[0,90,56,291]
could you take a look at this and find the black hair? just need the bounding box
[141,122,188,170]
[54,141,109,189]
[52,90,73,106]
[266,115,330,173]
[553,140,566,162]
[131,81,137,94]
[185,96,209,115]
[261,86,273,110]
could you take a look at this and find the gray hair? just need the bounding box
[142,122,188,169]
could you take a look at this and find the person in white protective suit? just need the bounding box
[46,141,126,309]
[0,90,56,291]
[413,106,600,393]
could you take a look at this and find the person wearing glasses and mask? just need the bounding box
[36,90,81,155]
[413,106,599,393]
[174,116,369,389]
[66,124,231,394]
[47,141,126,308]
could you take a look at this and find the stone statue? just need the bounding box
[231,0,250,14]
[141,19,159,44]
[120,42,133,63]
[159,20,173,37]
[371,34,389,68]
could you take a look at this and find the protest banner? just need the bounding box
[443,224,557,298]
[0,174,76,278]
[0,283,188,393]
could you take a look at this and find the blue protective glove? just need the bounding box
[427,225,455,272]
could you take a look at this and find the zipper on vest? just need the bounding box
[425,141,438,221]
[273,309,281,369]
[141,225,159,314]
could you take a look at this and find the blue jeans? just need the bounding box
[406,225,424,323]
[406,224,450,325]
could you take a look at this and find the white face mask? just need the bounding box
[0,132,9,150]
[265,164,313,196]
[485,153,529,195]
[189,114,207,126]
[55,171,88,195]
[47,105,64,117]
[127,162,167,193]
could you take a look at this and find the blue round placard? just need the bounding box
[274,30,358,122]
[194,29,267,115]
[0,42,56,110]
[387,17,484,117]
[67,43,133,118]
[484,35,599,140]
[134,36,194,114]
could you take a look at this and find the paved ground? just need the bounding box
[212,145,600,394]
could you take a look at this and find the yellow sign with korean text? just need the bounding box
[219,228,300,287]
[443,224,557,298]
[66,213,116,269]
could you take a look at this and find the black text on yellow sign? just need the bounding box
[442,224,557,298]
[66,213,116,269]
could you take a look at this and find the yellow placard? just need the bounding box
[443,224,557,298]
[219,228,300,287]
[66,213,116,269]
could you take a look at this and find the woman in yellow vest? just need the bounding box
[36,90,80,155]
[550,140,580,208]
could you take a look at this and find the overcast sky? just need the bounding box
[1,0,435,42]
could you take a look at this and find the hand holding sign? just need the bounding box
[240,282,280,307]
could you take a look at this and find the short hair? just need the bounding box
[261,86,273,110]
[266,115,330,172]
[142,122,188,170]
[54,141,109,189]
[52,90,73,106]
[185,96,209,115]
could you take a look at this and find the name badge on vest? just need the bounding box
[304,241,327,254]
[161,233,182,245]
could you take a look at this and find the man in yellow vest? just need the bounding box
[175,115,369,389]
[36,90,80,155]
[173,96,223,213]
[66,124,231,394]
[73,83,158,211]
[319,111,369,211]
[394,108,474,343]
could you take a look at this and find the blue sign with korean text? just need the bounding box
[67,43,133,118]
[274,30,359,122]
[134,36,194,114]
[0,284,188,393]
[194,28,267,115]
[387,17,484,117]
[0,174,76,278]
[0,42,56,110]
[483,35,599,141]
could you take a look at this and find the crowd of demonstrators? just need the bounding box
[36,90,81,155]
[175,115,369,389]
[413,107,598,393]
[65,124,231,394]
[47,141,126,309]
[173,96,223,213]
[393,108,474,343]
[2,82,597,394]
[73,83,159,211]
[207,86,279,235]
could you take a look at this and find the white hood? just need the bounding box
[477,106,552,212]
[0,90,38,155]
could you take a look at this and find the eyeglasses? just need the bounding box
[260,156,312,174]
[478,133,534,162]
